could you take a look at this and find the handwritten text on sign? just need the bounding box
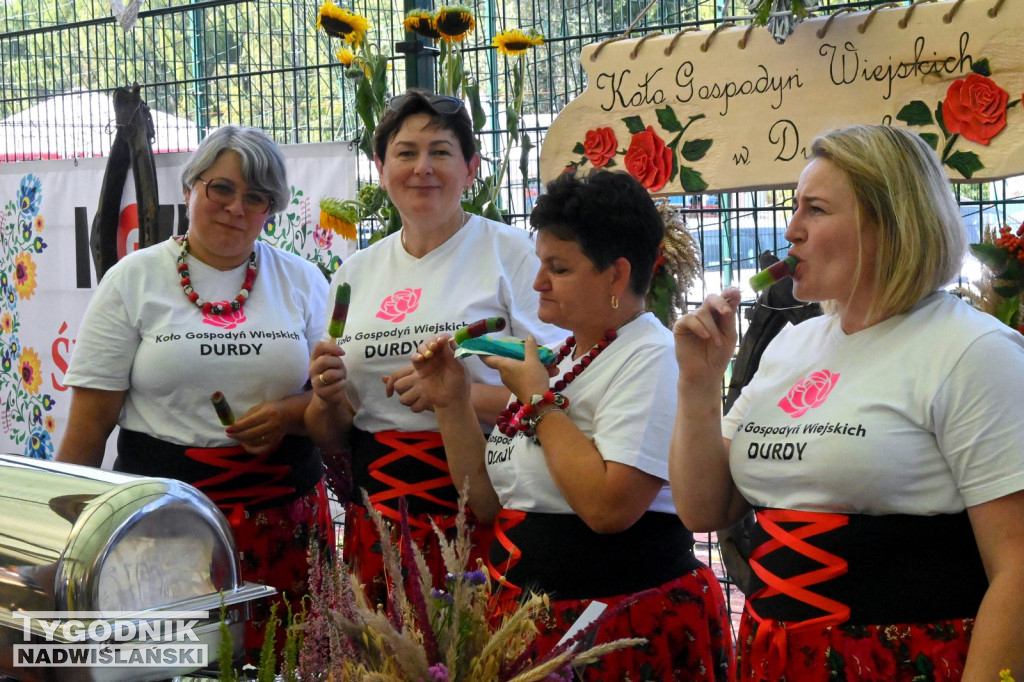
[540,0,1024,194]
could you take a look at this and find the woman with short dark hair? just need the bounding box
[413,169,733,681]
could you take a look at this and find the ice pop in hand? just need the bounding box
[210,391,235,426]
[328,282,351,339]
[749,256,798,292]
[454,317,507,345]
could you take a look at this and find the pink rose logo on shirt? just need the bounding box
[376,288,421,323]
[778,369,840,418]
[203,306,246,330]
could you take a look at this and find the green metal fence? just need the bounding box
[4,0,1023,635]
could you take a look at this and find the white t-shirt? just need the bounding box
[66,237,327,447]
[485,313,678,514]
[723,291,1024,515]
[326,215,564,433]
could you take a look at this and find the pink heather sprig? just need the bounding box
[399,496,441,664]
[297,542,336,677]
[542,664,574,682]
[428,662,451,681]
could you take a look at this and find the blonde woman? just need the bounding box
[672,125,1024,680]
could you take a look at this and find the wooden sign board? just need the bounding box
[540,0,1024,194]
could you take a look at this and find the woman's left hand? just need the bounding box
[227,401,288,454]
[482,335,551,402]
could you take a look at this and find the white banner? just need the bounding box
[0,141,357,461]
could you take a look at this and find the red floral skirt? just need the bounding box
[736,610,974,682]
[342,502,494,605]
[529,565,733,682]
[232,480,336,664]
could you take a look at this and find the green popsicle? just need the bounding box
[749,256,797,292]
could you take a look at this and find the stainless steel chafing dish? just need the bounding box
[0,454,276,681]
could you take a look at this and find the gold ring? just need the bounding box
[318,372,327,385]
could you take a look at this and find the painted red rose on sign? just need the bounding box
[203,306,246,330]
[941,73,1009,146]
[376,288,421,323]
[583,127,617,168]
[778,369,840,418]
[624,126,673,191]
[841,637,896,682]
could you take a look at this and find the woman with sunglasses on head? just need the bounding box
[411,170,733,681]
[672,125,1024,680]
[58,125,333,662]
[305,89,562,599]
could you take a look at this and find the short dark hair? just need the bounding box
[530,170,664,296]
[373,88,476,163]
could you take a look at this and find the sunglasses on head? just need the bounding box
[388,93,465,115]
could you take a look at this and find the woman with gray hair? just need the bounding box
[58,125,332,662]
[671,124,1024,680]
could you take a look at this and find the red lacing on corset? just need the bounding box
[366,431,455,535]
[185,444,294,527]
[487,508,526,613]
[746,508,850,682]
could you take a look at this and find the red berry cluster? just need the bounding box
[994,224,1024,263]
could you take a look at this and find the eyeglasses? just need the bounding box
[388,93,465,115]
[195,176,274,214]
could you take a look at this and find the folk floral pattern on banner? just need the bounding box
[259,184,345,277]
[567,107,712,193]
[0,174,56,459]
[897,58,1022,179]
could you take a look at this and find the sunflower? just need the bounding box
[335,46,355,66]
[493,28,544,56]
[14,252,37,300]
[403,10,441,40]
[1,313,12,334]
[435,5,475,43]
[19,347,42,395]
[320,198,359,240]
[316,1,371,46]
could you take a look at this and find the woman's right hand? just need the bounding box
[412,334,471,409]
[309,339,348,405]
[673,287,741,386]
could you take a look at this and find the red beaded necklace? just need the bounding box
[495,328,618,438]
[176,234,257,316]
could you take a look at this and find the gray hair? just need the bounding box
[180,126,289,213]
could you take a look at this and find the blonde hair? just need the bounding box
[810,125,966,324]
